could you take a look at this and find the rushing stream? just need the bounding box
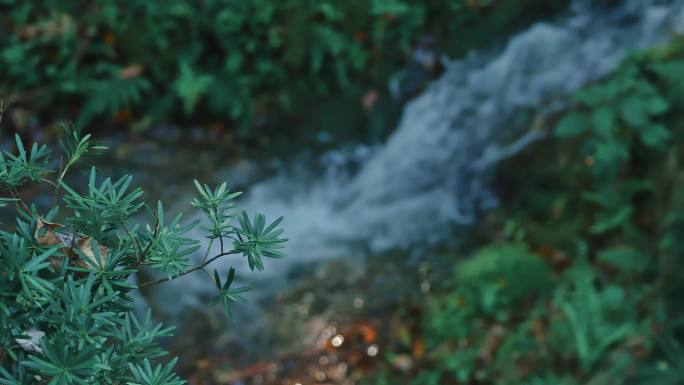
[139,0,684,352]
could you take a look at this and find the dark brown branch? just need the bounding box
[51,155,64,206]
[138,250,241,288]
[9,188,31,215]
[0,100,7,127]
[212,207,225,254]
[40,177,59,190]
[128,211,160,270]
[122,223,143,261]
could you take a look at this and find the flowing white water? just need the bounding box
[151,0,684,316]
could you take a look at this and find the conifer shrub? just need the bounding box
[0,123,286,384]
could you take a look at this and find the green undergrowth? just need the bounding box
[362,35,684,385]
[0,0,567,145]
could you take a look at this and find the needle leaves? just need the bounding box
[0,130,286,384]
[211,267,250,317]
[235,212,287,271]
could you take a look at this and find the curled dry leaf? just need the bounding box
[34,219,64,246]
[75,236,109,268]
[35,219,67,270]
[34,219,108,270]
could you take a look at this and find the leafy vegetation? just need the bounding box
[360,36,684,385]
[0,0,566,141]
[0,125,286,384]
[8,2,684,384]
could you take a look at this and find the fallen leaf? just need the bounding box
[362,90,379,112]
[195,359,211,370]
[35,219,68,269]
[359,324,377,343]
[119,64,144,79]
[412,339,425,358]
[75,236,109,268]
[34,219,109,270]
[34,219,64,247]
[105,32,116,46]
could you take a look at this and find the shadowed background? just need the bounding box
[4,1,684,384]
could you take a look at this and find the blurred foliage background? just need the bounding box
[0,0,565,148]
[357,36,684,385]
[6,1,684,385]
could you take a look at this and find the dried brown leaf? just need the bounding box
[119,64,144,79]
[34,219,64,247]
[34,219,109,270]
[74,236,109,268]
[35,219,67,270]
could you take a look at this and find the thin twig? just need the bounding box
[122,223,143,261]
[9,188,31,215]
[138,250,241,288]
[40,177,59,190]
[51,155,64,206]
[129,213,160,270]
[0,99,7,127]
[213,207,225,253]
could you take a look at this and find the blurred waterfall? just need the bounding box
[241,0,683,259]
[152,0,684,316]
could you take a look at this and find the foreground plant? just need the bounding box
[0,125,286,384]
